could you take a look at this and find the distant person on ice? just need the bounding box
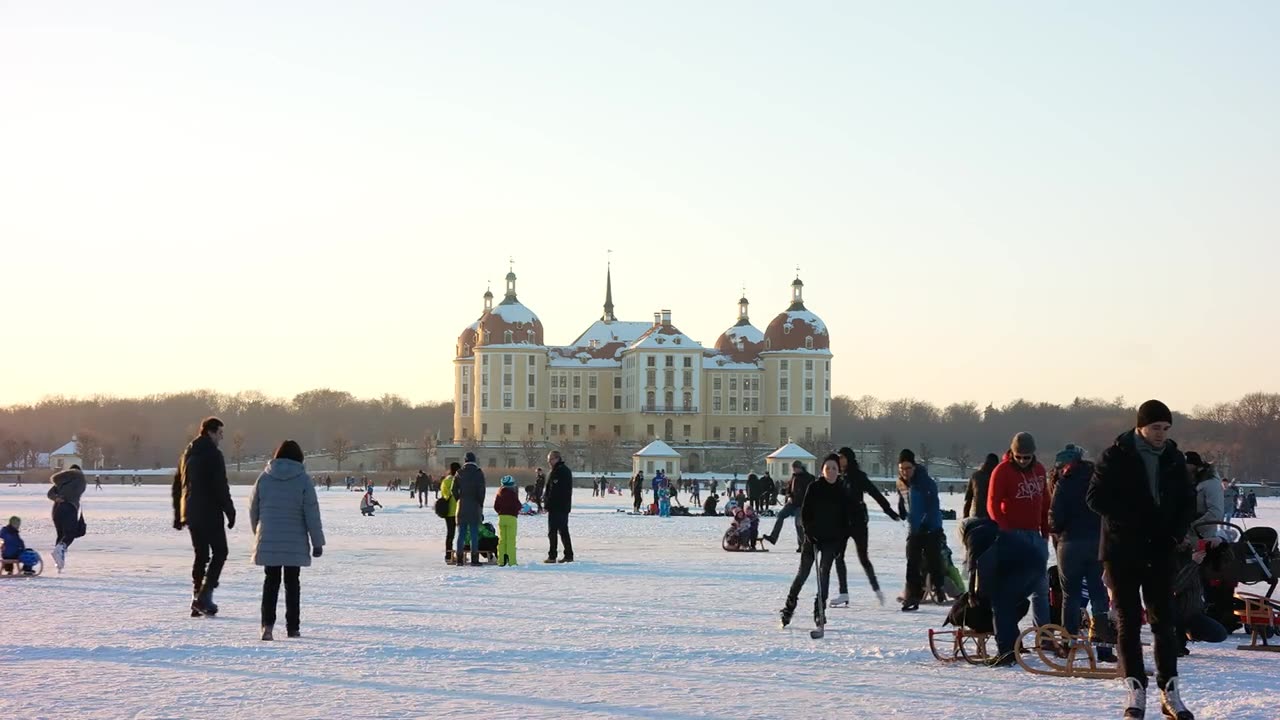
[250,440,325,641]
[630,471,645,512]
[173,417,236,617]
[441,462,460,564]
[360,489,382,516]
[544,450,574,563]
[494,475,521,566]
[1087,400,1196,720]
[453,452,487,566]
[48,463,86,573]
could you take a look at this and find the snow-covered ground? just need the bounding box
[2,483,1277,720]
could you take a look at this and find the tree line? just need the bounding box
[1,389,1276,480]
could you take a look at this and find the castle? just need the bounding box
[450,266,832,473]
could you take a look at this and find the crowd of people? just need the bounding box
[4,400,1268,718]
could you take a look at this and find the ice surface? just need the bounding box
[2,483,1276,720]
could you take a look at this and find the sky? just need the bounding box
[2,1,1277,412]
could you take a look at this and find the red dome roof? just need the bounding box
[763,309,829,352]
[715,321,765,362]
[457,322,479,358]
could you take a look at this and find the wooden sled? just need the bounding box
[928,627,994,665]
[0,552,44,577]
[1015,625,1121,680]
[1236,592,1280,652]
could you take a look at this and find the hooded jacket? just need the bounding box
[249,458,325,567]
[1087,430,1194,563]
[453,462,487,524]
[1048,459,1100,554]
[987,453,1049,535]
[48,468,87,510]
[903,465,943,534]
[440,473,459,518]
[1189,465,1224,541]
[173,434,235,527]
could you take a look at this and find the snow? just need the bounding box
[2,484,1277,720]
[721,323,764,345]
[491,301,540,326]
[546,355,621,369]
[49,440,79,457]
[633,440,680,457]
[569,320,653,349]
[766,442,817,461]
[702,355,760,370]
[781,309,828,335]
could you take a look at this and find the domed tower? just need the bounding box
[761,274,832,446]
[714,295,765,363]
[458,265,549,445]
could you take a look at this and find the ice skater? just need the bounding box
[48,464,87,573]
[779,454,850,635]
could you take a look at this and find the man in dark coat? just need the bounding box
[630,471,645,512]
[544,451,574,563]
[173,417,236,616]
[1087,400,1196,720]
[963,453,1000,520]
[1048,444,1111,655]
[452,452,487,566]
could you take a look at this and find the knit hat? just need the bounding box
[464,451,477,464]
[500,475,515,487]
[791,460,805,470]
[1011,432,1036,455]
[1137,399,1173,428]
[1184,451,1204,468]
[1054,444,1083,467]
[7,516,18,528]
[898,448,916,465]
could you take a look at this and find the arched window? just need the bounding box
[805,336,814,350]
[665,390,674,408]
[483,330,491,344]
[646,391,655,408]
[527,329,535,344]
[682,392,692,410]
[503,330,513,344]
[765,338,772,350]
[664,419,674,441]
[783,325,791,335]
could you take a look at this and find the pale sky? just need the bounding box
[2,2,1277,412]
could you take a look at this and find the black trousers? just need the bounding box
[786,538,848,618]
[1106,556,1179,689]
[904,529,945,602]
[188,522,228,593]
[262,566,301,631]
[444,516,456,556]
[52,501,80,547]
[548,511,573,558]
[836,520,881,594]
[633,492,643,512]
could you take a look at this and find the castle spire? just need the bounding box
[602,255,616,322]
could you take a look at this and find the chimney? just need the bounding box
[653,312,661,327]
[661,309,672,326]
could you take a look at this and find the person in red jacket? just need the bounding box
[984,432,1052,665]
[494,475,522,567]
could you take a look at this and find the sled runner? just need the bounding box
[1014,625,1132,680]
[928,627,995,664]
[721,528,768,552]
[1234,592,1280,652]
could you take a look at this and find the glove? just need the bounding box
[227,513,236,530]
[312,546,323,558]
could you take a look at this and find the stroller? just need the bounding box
[1195,520,1280,651]
[722,506,766,552]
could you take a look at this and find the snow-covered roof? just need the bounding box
[50,440,79,456]
[722,323,764,344]
[702,355,760,371]
[628,324,703,351]
[633,440,681,458]
[766,442,816,461]
[491,301,540,326]
[547,354,622,368]
[570,320,652,348]
[781,310,827,336]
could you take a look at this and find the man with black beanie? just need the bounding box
[1087,399,1196,720]
[764,461,816,552]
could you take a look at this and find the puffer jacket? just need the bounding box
[453,463,487,524]
[1049,460,1101,556]
[440,473,458,518]
[48,468,87,509]
[250,458,325,567]
[0,524,25,559]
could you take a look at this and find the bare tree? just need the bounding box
[420,431,437,469]
[332,432,351,471]
[737,436,764,474]
[877,434,896,479]
[76,431,101,470]
[231,430,247,472]
[918,442,934,468]
[1,437,18,470]
[380,438,399,471]
[128,432,144,470]
[520,435,542,469]
[948,443,972,480]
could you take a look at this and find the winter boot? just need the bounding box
[1159,678,1193,720]
[559,554,574,563]
[1122,677,1146,719]
[984,651,1016,668]
[544,555,558,564]
[469,553,482,567]
[829,593,849,608]
[197,586,219,616]
[261,626,274,641]
[287,629,301,638]
[445,550,454,564]
[190,590,204,617]
[901,598,920,612]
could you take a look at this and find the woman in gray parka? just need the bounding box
[250,440,325,641]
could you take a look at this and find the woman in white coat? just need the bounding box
[250,440,325,641]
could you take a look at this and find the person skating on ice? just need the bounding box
[48,463,86,573]
[830,447,900,608]
[779,454,851,633]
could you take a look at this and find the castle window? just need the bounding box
[483,331,491,343]
[504,330,513,344]
[805,336,814,350]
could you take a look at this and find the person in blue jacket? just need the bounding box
[898,449,946,612]
[1,516,35,574]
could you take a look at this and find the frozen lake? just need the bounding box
[2,482,1277,719]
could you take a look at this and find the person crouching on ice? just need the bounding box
[360,490,382,516]
[1,516,35,575]
[494,475,521,567]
